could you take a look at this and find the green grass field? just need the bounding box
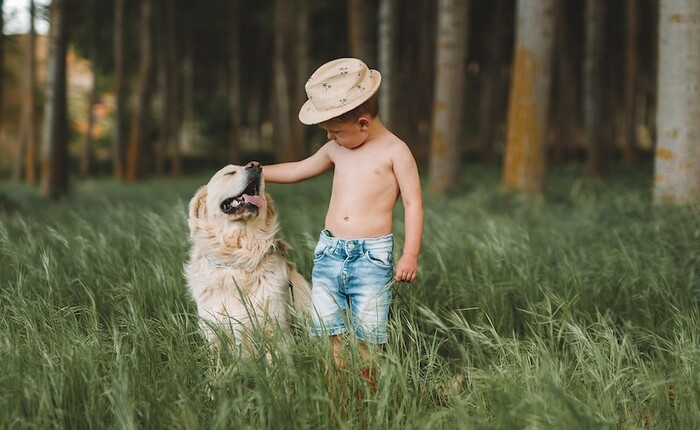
[1,164,698,429]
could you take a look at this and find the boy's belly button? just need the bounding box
[344,216,349,221]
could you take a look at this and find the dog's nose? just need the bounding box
[246,161,261,172]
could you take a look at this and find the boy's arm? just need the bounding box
[262,143,333,183]
[393,145,423,283]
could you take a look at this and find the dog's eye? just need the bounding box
[224,170,237,176]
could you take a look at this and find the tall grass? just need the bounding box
[1,164,698,429]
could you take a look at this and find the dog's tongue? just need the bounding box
[242,194,264,207]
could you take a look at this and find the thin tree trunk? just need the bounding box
[428,0,469,194]
[112,0,127,179]
[40,0,69,199]
[182,27,195,155]
[126,0,154,182]
[417,0,437,163]
[654,0,700,204]
[583,0,605,177]
[166,0,181,177]
[378,0,397,127]
[621,0,638,164]
[502,0,556,196]
[0,0,5,158]
[292,2,310,156]
[228,0,241,164]
[153,0,166,176]
[13,1,36,182]
[247,31,270,152]
[552,0,576,167]
[272,0,294,161]
[348,0,376,66]
[480,0,506,165]
[81,0,98,177]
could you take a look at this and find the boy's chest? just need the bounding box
[330,145,394,178]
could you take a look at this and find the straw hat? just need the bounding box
[298,58,382,125]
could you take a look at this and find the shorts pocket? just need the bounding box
[313,241,329,262]
[364,248,393,268]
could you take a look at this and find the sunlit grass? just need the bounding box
[1,163,698,428]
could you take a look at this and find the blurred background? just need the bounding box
[0,0,696,202]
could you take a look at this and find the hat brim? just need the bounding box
[298,71,382,125]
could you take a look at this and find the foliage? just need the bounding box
[0,164,698,428]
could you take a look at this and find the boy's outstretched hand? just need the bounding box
[394,254,418,283]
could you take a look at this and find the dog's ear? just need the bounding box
[188,185,208,235]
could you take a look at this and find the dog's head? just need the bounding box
[188,162,277,242]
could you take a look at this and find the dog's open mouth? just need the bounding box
[220,179,264,214]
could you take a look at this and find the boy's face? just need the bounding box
[319,116,369,150]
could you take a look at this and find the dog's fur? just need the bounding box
[184,163,311,351]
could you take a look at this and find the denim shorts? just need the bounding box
[310,230,394,344]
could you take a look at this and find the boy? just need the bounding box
[260,58,423,373]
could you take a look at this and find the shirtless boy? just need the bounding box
[260,58,423,372]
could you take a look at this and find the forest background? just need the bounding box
[1,1,700,427]
[1,0,697,204]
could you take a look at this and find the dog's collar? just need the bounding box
[205,255,234,268]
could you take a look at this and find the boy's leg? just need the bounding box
[331,334,345,369]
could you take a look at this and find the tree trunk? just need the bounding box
[112,0,127,179]
[583,0,605,177]
[126,0,154,182]
[228,0,241,164]
[0,0,4,150]
[182,28,195,155]
[166,0,181,177]
[502,0,556,196]
[81,0,97,177]
[479,0,506,165]
[153,0,166,176]
[551,1,576,167]
[40,0,69,200]
[621,0,638,164]
[272,0,295,161]
[378,0,397,127]
[428,0,469,194]
[348,0,376,66]
[654,0,700,204]
[292,2,310,156]
[14,1,37,183]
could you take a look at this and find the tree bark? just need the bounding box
[81,0,98,177]
[621,0,639,163]
[348,0,376,66]
[428,0,469,194]
[40,0,69,199]
[654,0,700,204]
[166,0,181,177]
[182,26,195,155]
[551,0,576,167]
[292,2,310,156]
[126,0,154,182]
[14,1,37,183]
[228,0,241,164]
[583,0,605,177]
[272,0,295,161]
[502,0,556,196]
[153,0,166,176]
[0,0,4,150]
[112,0,127,179]
[378,0,397,127]
[479,0,506,165]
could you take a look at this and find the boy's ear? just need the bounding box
[188,186,208,235]
[358,117,370,130]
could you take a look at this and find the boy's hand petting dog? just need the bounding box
[394,255,418,283]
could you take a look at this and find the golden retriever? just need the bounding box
[184,162,311,352]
